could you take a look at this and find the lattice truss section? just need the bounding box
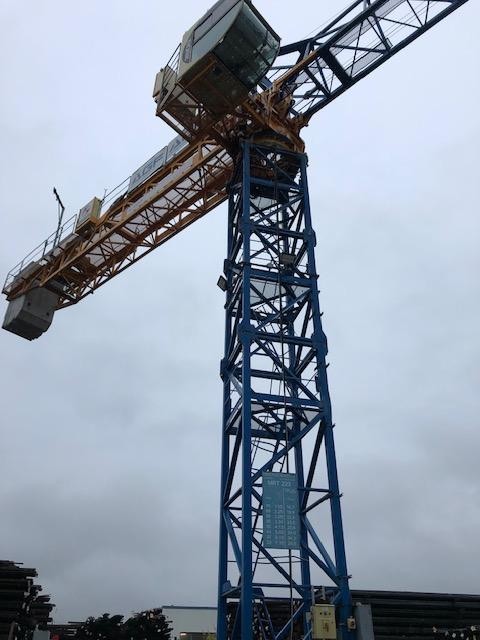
[4,0,468,311]
[4,139,232,306]
[219,145,351,638]
[266,0,467,120]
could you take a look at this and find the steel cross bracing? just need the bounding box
[159,0,469,139]
[262,0,469,125]
[3,138,232,306]
[217,142,353,640]
[2,0,469,308]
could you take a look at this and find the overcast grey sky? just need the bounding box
[0,0,479,624]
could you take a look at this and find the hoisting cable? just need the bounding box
[272,149,295,640]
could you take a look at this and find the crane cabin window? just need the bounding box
[190,5,240,64]
[193,14,213,42]
[215,3,279,89]
[193,0,239,43]
[177,0,279,115]
[188,1,279,90]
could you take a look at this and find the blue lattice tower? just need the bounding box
[217,141,355,640]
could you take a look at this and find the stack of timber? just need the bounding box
[434,625,480,639]
[0,561,54,640]
[353,590,480,639]
[47,623,81,640]
[226,590,480,639]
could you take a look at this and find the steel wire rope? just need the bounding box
[271,150,296,640]
[311,0,431,45]
[284,2,433,114]
[303,1,356,40]
[250,170,279,613]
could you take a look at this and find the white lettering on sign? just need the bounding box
[128,135,188,193]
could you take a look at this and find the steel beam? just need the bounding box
[217,142,355,639]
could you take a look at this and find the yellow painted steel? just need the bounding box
[311,605,337,640]
[0,0,393,310]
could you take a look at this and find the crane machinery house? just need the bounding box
[153,0,280,120]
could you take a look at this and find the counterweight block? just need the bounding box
[3,288,58,340]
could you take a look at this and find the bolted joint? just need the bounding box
[305,228,317,247]
[238,319,255,339]
[220,357,229,380]
[312,333,329,359]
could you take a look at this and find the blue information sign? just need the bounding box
[262,472,300,550]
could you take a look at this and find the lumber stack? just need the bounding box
[0,561,54,640]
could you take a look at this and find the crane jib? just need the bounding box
[1,0,471,341]
[269,0,470,122]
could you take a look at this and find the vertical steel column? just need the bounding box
[217,142,355,640]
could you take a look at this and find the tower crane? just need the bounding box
[2,1,470,639]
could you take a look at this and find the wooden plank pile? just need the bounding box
[47,623,81,640]
[0,561,54,640]
[226,589,480,639]
[355,590,480,639]
[434,625,480,639]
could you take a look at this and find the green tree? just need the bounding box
[123,609,171,640]
[75,614,124,640]
[74,610,171,640]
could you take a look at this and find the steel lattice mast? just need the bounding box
[218,142,354,639]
